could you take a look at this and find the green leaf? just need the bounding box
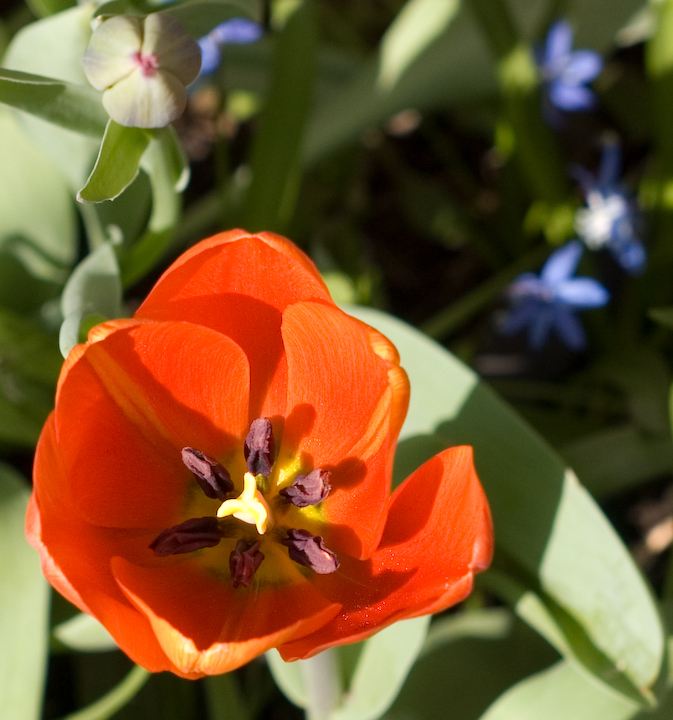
[345,306,666,707]
[0,464,50,720]
[59,242,123,358]
[0,109,76,281]
[78,120,151,204]
[54,613,118,653]
[649,307,673,330]
[331,617,430,720]
[0,68,107,137]
[2,4,100,190]
[480,660,641,720]
[267,649,307,709]
[243,0,318,233]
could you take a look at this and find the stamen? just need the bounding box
[280,468,331,507]
[244,418,275,476]
[282,529,339,574]
[229,540,264,588]
[150,517,222,557]
[182,447,234,500]
[217,472,271,534]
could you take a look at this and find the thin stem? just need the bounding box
[300,649,342,720]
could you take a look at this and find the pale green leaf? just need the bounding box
[0,464,50,720]
[479,661,640,720]
[54,613,118,653]
[345,306,665,706]
[267,649,307,708]
[164,0,261,39]
[78,120,150,203]
[0,68,107,137]
[0,109,76,281]
[59,242,123,358]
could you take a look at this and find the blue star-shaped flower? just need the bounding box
[198,18,264,76]
[573,140,646,275]
[502,241,609,350]
[536,20,603,112]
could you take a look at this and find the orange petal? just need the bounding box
[55,319,250,528]
[112,548,341,678]
[136,233,332,419]
[278,447,492,660]
[29,416,175,672]
[280,302,409,559]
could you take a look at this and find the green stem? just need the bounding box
[420,244,549,339]
[300,649,342,720]
[469,0,568,205]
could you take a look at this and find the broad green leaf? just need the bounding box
[243,0,318,233]
[381,609,557,720]
[78,120,150,204]
[54,613,117,652]
[346,306,665,706]
[480,660,640,720]
[59,242,123,358]
[25,0,75,18]
[62,665,150,720]
[649,306,673,330]
[267,649,307,709]
[331,617,430,720]
[0,68,107,137]
[119,128,184,287]
[0,464,50,720]
[2,4,100,189]
[0,109,76,281]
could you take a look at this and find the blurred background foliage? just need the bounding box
[3,0,673,718]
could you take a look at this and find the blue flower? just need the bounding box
[536,20,603,111]
[502,241,609,350]
[198,18,264,76]
[573,140,645,275]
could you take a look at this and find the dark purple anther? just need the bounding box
[182,447,233,500]
[282,529,339,574]
[229,540,264,588]
[150,517,223,557]
[280,469,331,507]
[244,418,275,477]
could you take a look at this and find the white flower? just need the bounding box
[83,13,201,128]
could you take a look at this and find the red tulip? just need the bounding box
[27,230,492,678]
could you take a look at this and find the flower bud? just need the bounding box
[83,13,201,128]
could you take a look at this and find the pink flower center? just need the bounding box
[132,51,160,78]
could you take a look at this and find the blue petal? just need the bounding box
[501,300,539,336]
[544,20,573,65]
[211,18,264,45]
[198,36,221,75]
[549,82,596,111]
[541,241,583,286]
[529,308,555,350]
[562,51,603,84]
[553,305,587,349]
[555,278,610,308]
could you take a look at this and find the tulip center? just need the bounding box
[149,417,339,588]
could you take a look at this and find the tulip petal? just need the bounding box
[55,319,250,528]
[29,416,176,672]
[112,547,341,678]
[136,232,332,420]
[278,447,492,659]
[280,302,409,559]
